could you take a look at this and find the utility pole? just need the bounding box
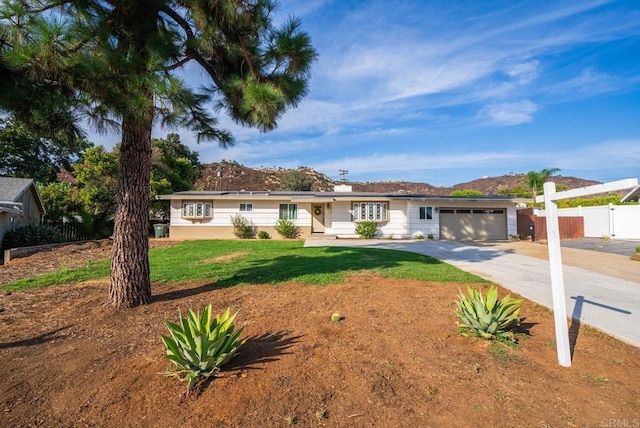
[339,170,348,183]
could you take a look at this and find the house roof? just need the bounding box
[156,190,527,203]
[0,177,35,201]
[622,185,640,203]
[0,177,45,214]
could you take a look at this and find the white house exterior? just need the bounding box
[157,187,521,241]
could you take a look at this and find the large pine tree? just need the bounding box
[0,0,316,307]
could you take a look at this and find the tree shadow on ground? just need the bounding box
[212,246,461,288]
[0,325,73,349]
[151,282,225,303]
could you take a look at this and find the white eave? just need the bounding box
[155,191,524,204]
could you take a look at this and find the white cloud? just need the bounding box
[543,68,619,96]
[555,139,640,170]
[314,151,526,176]
[309,138,640,184]
[479,100,538,125]
[505,61,540,84]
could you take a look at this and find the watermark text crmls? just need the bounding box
[601,419,640,428]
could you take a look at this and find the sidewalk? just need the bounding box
[304,239,640,347]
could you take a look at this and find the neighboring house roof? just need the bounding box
[157,190,526,203]
[621,185,640,203]
[0,177,46,215]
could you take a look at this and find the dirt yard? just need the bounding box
[1,241,639,427]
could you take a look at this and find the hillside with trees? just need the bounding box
[193,161,601,197]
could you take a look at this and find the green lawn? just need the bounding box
[2,240,487,291]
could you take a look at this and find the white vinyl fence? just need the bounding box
[536,204,640,240]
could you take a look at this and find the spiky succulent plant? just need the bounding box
[455,286,523,341]
[161,304,246,389]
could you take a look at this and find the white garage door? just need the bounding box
[439,208,507,240]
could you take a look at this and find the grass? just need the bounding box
[2,240,487,291]
[488,342,526,367]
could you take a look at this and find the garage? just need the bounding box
[439,208,507,240]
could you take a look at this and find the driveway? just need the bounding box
[560,237,640,257]
[304,239,640,348]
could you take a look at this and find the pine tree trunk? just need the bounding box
[107,120,152,308]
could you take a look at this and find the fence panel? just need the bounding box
[55,223,87,242]
[517,208,584,240]
[533,216,584,241]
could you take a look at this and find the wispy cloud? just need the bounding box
[311,139,640,183]
[479,100,538,125]
[303,0,640,131]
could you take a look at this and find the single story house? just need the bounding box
[157,185,524,240]
[0,177,46,246]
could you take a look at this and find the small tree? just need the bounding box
[279,170,314,191]
[449,189,484,197]
[525,168,560,201]
[274,219,300,239]
[38,182,79,225]
[231,214,256,239]
[0,118,90,184]
[355,221,378,239]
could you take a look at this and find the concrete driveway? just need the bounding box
[560,237,640,257]
[304,239,640,348]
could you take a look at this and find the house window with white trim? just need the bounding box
[182,201,212,219]
[419,206,433,220]
[279,203,297,220]
[240,203,253,212]
[352,202,388,222]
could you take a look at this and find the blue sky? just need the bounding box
[102,1,640,186]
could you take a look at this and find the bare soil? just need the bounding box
[1,241,639,427]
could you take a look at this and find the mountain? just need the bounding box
[193,161,601,196]
[448,174,601,195]
[194,161,335,192]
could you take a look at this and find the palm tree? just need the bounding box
[526,168,561,201]
[1,0,316,307]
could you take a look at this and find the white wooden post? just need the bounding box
[542,182,571,367]
[536,178,638,367]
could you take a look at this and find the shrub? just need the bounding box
[427,234,434,240]
[413,232,424,240]
[635,246,640,254]
[455,286,523,342]
[257,230,270,239]
[354,221,378,239]
[2,223,65,250]
[230,214,256,239]
[161,304,246,390]
[274,219,300,239]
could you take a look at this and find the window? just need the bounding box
[182,202,212,219]
[419,206,433,220]
[279,203,297,220]
[240,203,253,212]
[352,202,388,222]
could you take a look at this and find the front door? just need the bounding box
[312,204,325,233]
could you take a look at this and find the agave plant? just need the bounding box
[161,304,246,389]
[455,286,523,341]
